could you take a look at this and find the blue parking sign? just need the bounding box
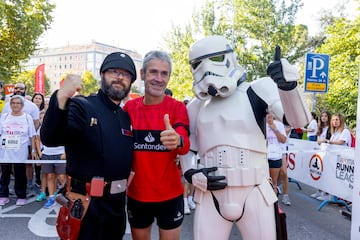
[304,53,330,93]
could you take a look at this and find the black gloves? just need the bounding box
[184,167,227,191]
[266,46,297,91]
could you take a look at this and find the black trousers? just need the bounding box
[0,163,27,199]
[78,192,127,240]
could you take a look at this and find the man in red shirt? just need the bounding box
[124,50,190,240]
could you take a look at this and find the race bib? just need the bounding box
[3,135,21,149]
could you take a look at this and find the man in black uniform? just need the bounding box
[41,52,136,239]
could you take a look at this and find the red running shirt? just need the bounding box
[124,96,190,202]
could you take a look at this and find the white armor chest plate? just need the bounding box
[196,83,267,170]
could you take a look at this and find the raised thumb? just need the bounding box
[164,114,172,130]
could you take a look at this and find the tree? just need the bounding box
[0,0,54,80]
[10,69,51,96]
[314,16,360,129]
[195,0,309,80]
[163,0,310,100]
[81,71,99,96]
[164,24,195,101]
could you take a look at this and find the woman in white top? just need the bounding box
[314,113,352,202]
[311,110,332,200]
[266,113,287,195]
[328,113,352,146]
[302,112,318,141]
[317,111,332,144]
[0,95,37,206]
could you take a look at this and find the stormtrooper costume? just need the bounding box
[180,35,310,240]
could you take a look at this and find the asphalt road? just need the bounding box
[0,180,352,240]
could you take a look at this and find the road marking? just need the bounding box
[1,197,133,237]
[0,196,59,237]
[28,205,59,237]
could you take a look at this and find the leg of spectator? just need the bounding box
[44,172,56,208]
[280,154,291,205]
[26,164,34,190]
[183,181,190,214]
[188,183,196,210]
[0,164,12,197]
[269,167,281,195]
[36,169,47,202]
[14,163,27,205]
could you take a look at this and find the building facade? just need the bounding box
[26,40,143,94]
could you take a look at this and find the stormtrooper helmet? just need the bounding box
[188,35,245,101]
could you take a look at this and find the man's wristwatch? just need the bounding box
[177,136,184,148]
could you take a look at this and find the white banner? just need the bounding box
[286,139,354,201]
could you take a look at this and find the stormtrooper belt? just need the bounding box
[200,146,267,186]
[216,167,266,186]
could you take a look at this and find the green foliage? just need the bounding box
[196,0,309,80]
[314,16,360,130]
[163,0,360,132]
[9,69,50,96]
[131,85,141,94]
[81,71,99,96]
[164,0,310,101]
[164,24,195,101]
[0,0,54,80]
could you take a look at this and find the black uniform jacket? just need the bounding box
[40,90,133,183]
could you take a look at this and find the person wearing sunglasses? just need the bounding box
[41,52,137,239]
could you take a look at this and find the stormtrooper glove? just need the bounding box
[184,167,227,192]
[267,46,298,91]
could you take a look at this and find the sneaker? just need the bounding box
[277,185,282,195]
[310,190,322,199]
[184,203,191,215]
[16,198,27,206]
[36,192,47,202]
[188,199,196,210]
[44,197,56,209]
[282,194,291,206]
[0,197,10,206]
[317,193,333,201]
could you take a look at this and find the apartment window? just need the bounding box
[87,53,94,60]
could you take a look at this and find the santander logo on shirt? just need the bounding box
[144,132,155,143]
[134,130,167,151]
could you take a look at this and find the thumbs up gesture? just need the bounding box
[266,46,298,91]
[160,114,182,150]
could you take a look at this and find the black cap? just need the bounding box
[100,52,137,82]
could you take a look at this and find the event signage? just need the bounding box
[304,53,330,93]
